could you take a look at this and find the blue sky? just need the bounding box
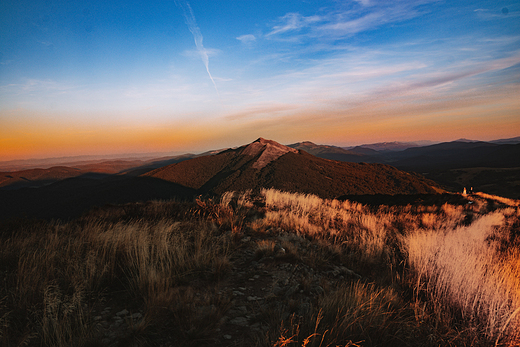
[1,0,519,159]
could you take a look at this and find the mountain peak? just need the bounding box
[242,138,298,169]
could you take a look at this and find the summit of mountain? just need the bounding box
[241,138,298,169]
[144,138,441,199]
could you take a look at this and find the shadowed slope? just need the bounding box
[0,175,195,220]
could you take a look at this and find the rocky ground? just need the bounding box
[89,227,362,347]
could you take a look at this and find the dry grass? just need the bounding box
[254,189,520,346]
[404,211,520,345]
[0,207,233,346]
[1,189,519,346]
[261,280,418,347]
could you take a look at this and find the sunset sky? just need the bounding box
[1,0,519,160]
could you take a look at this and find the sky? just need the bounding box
[1,0,519,160]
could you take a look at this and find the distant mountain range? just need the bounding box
[1,136,518,219]
[289,138,520,199]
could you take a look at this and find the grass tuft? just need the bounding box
[1,189,519,346]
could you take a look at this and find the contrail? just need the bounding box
[175,0,220,98]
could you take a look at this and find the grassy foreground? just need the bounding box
[1,189,519,346]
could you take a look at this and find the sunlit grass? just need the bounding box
[404,211,520,345]
[1,189,519,346]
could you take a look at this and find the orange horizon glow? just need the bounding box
[1,97,519,162]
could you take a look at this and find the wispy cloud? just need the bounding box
[474,6,519,20]
[236,34,256,45]
[225,103,299,121]
[216,31,520,142]
[175,0,220,99]
[181,47,221,58]
[266,12,323,37]
[265,1,437,41]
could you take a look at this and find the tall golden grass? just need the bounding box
[404,210,520,345]
[1,189,519,346]
[255,188,520,346]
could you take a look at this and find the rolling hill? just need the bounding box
[285,139,520,199]
[287,141,384,162]
[145,138,441,198]
[0,160,146,190]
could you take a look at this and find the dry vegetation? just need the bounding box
[1,189,519,346]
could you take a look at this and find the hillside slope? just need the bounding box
[145,138,441,198]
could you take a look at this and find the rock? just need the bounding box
[224,334,232,340]
[116,309,129,316]
[229,316,248,326]
[330,266,362,279]
[228,306,247,316]
[273,286,284,296]
[250,322,264,331]
[131,312,143,320]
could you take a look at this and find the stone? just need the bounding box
[224,335,232,340]
[229,316,248,326]
[131,312,143,320]
[116,309,129,316]
[273,286,284,296]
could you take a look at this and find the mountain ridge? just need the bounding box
[144,138,441,198]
